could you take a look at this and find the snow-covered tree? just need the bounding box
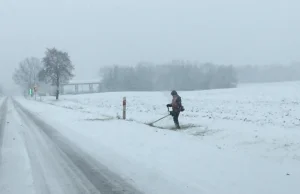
[12,57,41,90]
[40,48,74,100]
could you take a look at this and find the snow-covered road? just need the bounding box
[0,98,142,194]
[0,98,8,158]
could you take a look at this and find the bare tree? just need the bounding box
[41,48,75,100]
[12,57,41,90]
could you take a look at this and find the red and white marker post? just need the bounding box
[123,97,126,120]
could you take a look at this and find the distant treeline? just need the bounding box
[100,61,238,92]
[236,63,300,83]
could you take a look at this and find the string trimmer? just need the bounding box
[147,107,171,126]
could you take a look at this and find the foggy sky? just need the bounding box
[1,0,300,90]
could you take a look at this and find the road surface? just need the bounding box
[0,98,8,161]
[0,98,142,194]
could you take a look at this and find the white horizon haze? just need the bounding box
[1,0,300,92]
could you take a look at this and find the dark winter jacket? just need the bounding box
[171,95,182,113]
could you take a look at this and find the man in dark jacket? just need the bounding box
[167,90,183,129]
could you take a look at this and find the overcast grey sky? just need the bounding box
[1,0,299,89]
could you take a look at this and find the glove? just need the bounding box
[180,106,185,112]
[166,104,171,107]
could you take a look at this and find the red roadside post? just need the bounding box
[123,97,126,120]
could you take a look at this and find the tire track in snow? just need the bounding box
[0,98,8,154]
[13,98,143,194]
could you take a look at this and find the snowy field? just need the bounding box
[6,81,300,194]
[40,81,300,130]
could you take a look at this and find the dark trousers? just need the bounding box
[171,111,180,128]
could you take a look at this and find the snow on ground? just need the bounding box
[40,81,300,129]
[0,100,35,194]
[37,81,300,160]
[14,81,300,194]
